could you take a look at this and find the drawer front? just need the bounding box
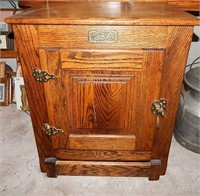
[39,25,167,49]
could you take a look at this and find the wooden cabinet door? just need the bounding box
[39,49,164,151]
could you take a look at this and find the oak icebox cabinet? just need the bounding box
[5,1,200,180]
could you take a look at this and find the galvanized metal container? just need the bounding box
[174,67,200,154]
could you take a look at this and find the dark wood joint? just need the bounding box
[45,157,58,178]
[149,159,162,181]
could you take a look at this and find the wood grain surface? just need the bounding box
[6,2,200,25]
[18,1,200,11]
[12,25,56,173]
[56,160,150,177]
[69,134,136,150]
[38,26,167,49]
[149,159,162,180]
[56,149,151,161]
[151,26,194,175]
[61,50,143,70]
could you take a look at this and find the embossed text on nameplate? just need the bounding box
[88,30,118,43]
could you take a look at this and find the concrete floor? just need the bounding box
[0,104,200,196]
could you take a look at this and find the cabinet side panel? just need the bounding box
[12,25,55,173]
[152,26,194,175]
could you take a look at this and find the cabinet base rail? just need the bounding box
[45,157,161,181]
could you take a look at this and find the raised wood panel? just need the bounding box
[69,72,137,134]
[56,150,151,161]
[56,161,150,177]
[69,134,136,150]
[61,50,143,70]
[39,26,167,49]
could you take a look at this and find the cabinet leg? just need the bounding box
[149,159,161,181]
[45,157,58,177]
[160,158,168,175]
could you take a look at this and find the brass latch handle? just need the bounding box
[156,115,161,129]
[151,98,167,129]
[32,68,57,82]
[41,123,64,136]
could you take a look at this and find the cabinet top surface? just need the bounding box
[5,2,200,26]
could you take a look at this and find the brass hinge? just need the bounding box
[32,68,57,82]
[41,123,64,136]
[151,98,167,129]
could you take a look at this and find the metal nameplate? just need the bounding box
[88,30,118,43]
